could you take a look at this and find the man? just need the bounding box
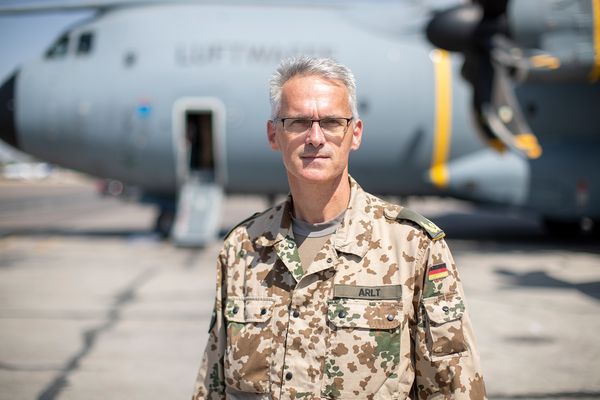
[193,56,486,399]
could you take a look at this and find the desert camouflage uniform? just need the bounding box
[193,177,486,400]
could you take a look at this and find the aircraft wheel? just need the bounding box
[587,220,600,238]
[155,208,175,238]
[542,218,581,239]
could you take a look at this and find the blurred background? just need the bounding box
[1,0,599,399]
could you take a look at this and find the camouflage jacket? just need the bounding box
[193,178,486,400]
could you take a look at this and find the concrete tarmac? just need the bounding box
[0,174,599,400]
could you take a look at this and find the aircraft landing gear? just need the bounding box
[583,219,600,238]
[543,217,600,238]
[155,207,175,238]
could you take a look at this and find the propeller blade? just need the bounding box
[426,0,541,160]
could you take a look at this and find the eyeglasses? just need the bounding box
[276,117,353,137]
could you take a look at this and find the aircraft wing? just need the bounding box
[0,0,358,15]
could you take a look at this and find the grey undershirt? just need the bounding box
[292,211,345,274]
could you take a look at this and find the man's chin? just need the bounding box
[289,168,345,185]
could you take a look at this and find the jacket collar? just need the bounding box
[331,176,372,259]
[254,196,293,248]
[254,176,372,260]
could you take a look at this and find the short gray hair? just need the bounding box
[269,56,359,119]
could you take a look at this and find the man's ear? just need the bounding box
[350,119,363,151]
[267,120,280,151]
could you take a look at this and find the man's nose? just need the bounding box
[305,121,326,146]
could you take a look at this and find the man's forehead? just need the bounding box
[282,74,346,92]
[280,74,350,110]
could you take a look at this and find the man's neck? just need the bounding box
[288,172,350,224]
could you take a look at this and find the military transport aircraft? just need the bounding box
[0,0,598,245]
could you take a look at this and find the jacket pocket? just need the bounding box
[423,293,467,359]
[224,297,275,393]
[322,298,402,399]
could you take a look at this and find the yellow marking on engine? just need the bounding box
[429,49,452,188]
[515,133,543,159]
[530,54,561,70]
[591,0,600,82]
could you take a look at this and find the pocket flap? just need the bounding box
[424,294,465,325]
[225,297,274,323]
[327,299,401,329]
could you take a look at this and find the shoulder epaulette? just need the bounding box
[223,211,262,240]
[384,207,445,241]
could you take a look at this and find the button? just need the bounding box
[293,310,300,318]
[232,306,239,314]
[260,308,267,315]
[285,372,293,380]
[338,310,347,319]
[442,306,450,312]
[327,258,333,263]
[288,242,294,249]
[387,314,395,321]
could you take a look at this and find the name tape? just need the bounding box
[333,284,402,300]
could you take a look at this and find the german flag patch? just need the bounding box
[428,263,449,281]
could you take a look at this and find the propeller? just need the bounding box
[425,0,542,159]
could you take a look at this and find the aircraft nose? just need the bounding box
[0,71,18,149]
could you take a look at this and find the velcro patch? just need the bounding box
[333,284,402,300]
[428,263,449,280]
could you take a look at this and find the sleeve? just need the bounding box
[192,248,227,400]
[412,238,487,399]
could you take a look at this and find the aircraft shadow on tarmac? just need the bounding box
[0,228,158,240]
[489,391,600,399]
[495,268,600,302]
[431,212,600,255]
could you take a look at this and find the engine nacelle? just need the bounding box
[506,0,599,83]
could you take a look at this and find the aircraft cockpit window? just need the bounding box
[77,32,94,55]
[45,35,69,59]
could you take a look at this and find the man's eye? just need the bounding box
[289,119,308,127]
[321,119,342,129]
[286,119,311,131]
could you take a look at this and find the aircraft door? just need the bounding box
[173,97,227,186]
[186,111,215,179]
[171,98,226,246]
